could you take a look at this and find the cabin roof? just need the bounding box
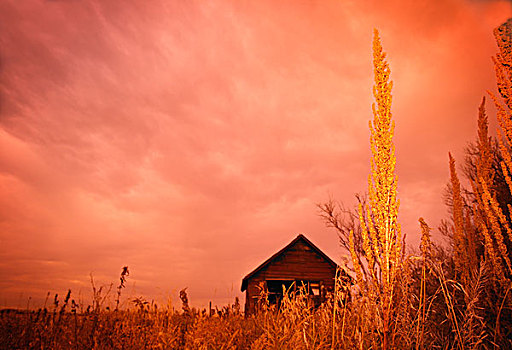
[241,234,338,292]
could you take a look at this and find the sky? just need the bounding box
[0,0,511,310]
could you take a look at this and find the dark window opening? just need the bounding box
[266,280,294,305]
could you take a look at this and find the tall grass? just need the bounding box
[4,257,506,349]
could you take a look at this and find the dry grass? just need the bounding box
[3,258,509,349]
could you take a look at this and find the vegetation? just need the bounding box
[2,22,512,349]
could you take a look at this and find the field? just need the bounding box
[0,255,511,350]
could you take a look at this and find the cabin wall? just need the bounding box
[244,240,336,315]
[245,278,264,315]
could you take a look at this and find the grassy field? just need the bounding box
[1,256,510,350]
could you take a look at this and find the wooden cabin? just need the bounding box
[241,234,347,315]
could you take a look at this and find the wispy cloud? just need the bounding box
[0,0,510,308]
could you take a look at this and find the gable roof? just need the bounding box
[241,234,338,292]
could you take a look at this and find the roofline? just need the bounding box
[241,234,338,292]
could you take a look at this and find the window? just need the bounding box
[309,282,321,296]
[266,280,294,305]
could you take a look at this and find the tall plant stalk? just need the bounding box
[350,29,403,350]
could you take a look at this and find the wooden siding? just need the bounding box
[258,240,336,280]
[243,237,337,315]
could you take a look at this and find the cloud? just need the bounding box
[0,0,510,308]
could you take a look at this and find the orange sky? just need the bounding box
[0,0,511,309]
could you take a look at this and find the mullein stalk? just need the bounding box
[355,29,402,350]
